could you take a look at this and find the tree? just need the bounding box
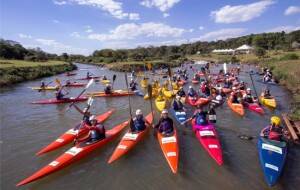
[254,47,266,57]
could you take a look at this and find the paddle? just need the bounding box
[67,79,94,110]
[125,73,134,128]
[111,74,116,89]
[38,81,53,92]
[249,73,261,105]
[167,66,175,96]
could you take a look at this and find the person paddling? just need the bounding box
[176,87,186,97]
[260,116,287,141]
[154,109,174,136]
[55,87,67,100]
[104,83,112,94]
[243,88,255,103]
[172,95,185,111]
[183,105,208,126]
[86,71,92,79]
[188,86,197,97]
[130,109,152,133]
[40,81,46,89]
[102,75,107,80]
[129,79,138,91]
[75,115,106,144]
[261,88,272,99]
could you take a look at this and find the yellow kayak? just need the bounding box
[31,86,58,91]
[155,97,166,112]
[140,79,148,88]
[260,96,276,108]
[144,88,158,100]
[162,88,174,98]
[101,80,110,84]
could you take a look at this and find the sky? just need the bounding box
[1,0,300,55]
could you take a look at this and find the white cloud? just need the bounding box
[189,29,194,33]
[88,22,186,41]
[140,0,181,12]
[35,38,89,55]
[198,26,204,30]
[163,13,170,17]
[136,39,188,47]
[52,19,60,24]
[266,26,300,33]
[18,33,32,39]
[53,0,140,20]
[70,32,81,38]
[192,28,246,41]
[128,13,140,20]
[284,6,300,16]
[84,26,93,33]
[211,0,274,23]
[53,0,67,5]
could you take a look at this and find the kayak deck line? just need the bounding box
[282,113,300,143]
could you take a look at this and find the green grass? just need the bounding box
[0,59,67,68]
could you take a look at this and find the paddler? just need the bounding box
[263,69,273,82]
[243,88,255,103]
[130,109,152,133]
[260,116,287,141]
[65,80,71,86]
[154,109,174,136]
[86,71,92,79]
[40,80,46,89]
[188,86,197,97]
[55,87,67,100]
[102,75,107,80]
[104,83,112,94]
[203,82,210,97]
[172,95,185,111]
[75,115,106,144]
[238,81,246,90]
[261,88,272,98]
[230,87,242,103]
[183,105,208,126]
[176,87,186,97]
[129,79,138,91]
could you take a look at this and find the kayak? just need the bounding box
[162,88,174,98]
[155,97,166,112]
[187,96,198,106]
[87,90,134,97]
[157,128,179,173]
[64,83,86,87]
[16,120,129,187]
[227,99,244,116]
[36,109,115,155]
[260,96,276,109]
[78,76,100,80]
[107,113,153,164]
[31,96,88,104]
[191,80,199,84]
[140,79,148,88]
[31,86,58,91]
[171,109,187,123]
[101,80,110,84]
[192,120,223,165]
[196,97,210,106]
[65,73,77,76]
[178,80,186,86]
[258,137,287,186]
[244,102,264,114]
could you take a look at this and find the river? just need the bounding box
[1,63,299,190]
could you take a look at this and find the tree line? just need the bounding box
[1,30,299,63]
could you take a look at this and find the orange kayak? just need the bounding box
[16,120,129,187]
[108,113,153,164]
[36,109,114,156]
[157,128,179,174]
[227,99,244,116]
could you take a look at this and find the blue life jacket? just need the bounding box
[173,100,183,111]
[133,116,146,131]
[195,112,207,125]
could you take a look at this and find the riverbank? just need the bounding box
[0,60,77,87]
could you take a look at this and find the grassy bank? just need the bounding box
[0,60,77,87]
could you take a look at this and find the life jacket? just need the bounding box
[133,116,146,131]
[104,86,112,94]
[188,89,196,97]
[177,89,185,97]
[173,100,183,111]
[269,125,282,141]
[159,118,173,134]
[245,94,254,103]
[90,125,105,140]
[56,91,64,100]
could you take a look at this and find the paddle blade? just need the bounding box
[113,74,116,81]
[87,97,94,106]
[167,67,172,77]
[147,84,153,99]
[86,79,94,89]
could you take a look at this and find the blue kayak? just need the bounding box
[257,137,287,186]
[171,109,187,123]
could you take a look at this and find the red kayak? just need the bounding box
[65,73,77,76]
[87,91,135,97]
[78,76,100,80]
[64,82,86,87]
[191,80,199,84]
[178,80,186,86]
[36,109,115,156]
[16,120,129,187]
[196,97,210,106]
[187,96,198,106]
[31,96,88,104]
[244,102,264,114]
[192,120,223,165]
[197,72,205,77]
[108,113,153,164]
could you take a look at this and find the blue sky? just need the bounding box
[1,0,300,55]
